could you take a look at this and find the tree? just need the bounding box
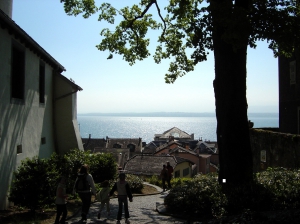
[61,0,300,188]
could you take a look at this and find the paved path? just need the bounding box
[67,183,188,224]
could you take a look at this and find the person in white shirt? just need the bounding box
[109,173,133,224]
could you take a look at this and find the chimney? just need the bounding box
[185,142,189,150]
[0,0,13,18]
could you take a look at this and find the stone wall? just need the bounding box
[250,128,300,173]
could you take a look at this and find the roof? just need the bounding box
[194,141,218,154]
[0,9,65,73]
[155,141,182,153]
[158,127,193,139]
[169,146,198,156]
[106,137,142,151]
[82,138,106,151]
[56,73,83,91]
[141,147,156,154]
[123,155,192,176]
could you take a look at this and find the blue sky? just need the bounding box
[12,1,278,114]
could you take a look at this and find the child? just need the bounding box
[97,180,111,219]
[55,176,68,224]
[110,173,133,224]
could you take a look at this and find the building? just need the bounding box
[123,154,195,178]
[106,137,143,153]
[278,50,300,134]
[154,127,194,141]
[0,2,83,209]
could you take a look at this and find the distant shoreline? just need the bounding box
[78,112,279,117]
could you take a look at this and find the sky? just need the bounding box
[12,0,279,114]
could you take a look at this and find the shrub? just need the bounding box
[9,157,59,211]
[146,175,161,187]
[170,177,191,187]
[164,173,227,220]
[55,149,118,192]
[9,149,118,210]
[87,152,118,183]
[256,167,300,210]
[126,174,144,193]
[111,174,143,193]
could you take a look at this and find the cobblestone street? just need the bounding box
[67,192,187,224]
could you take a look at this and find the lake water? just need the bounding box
[78,113,279,143]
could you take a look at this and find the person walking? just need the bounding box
[166,161,174,189]
[110,173,133,224]
[160,164,168,192]
[73,164,96,222]
[55,176,68,224]
[97,180,111,219]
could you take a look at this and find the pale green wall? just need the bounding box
[0,30,57,209]
[54,75,83,154]
[174,162,193,178]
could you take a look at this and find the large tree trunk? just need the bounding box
[211,0,253,187]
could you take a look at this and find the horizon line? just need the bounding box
[78,112,279,116]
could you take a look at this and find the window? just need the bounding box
[174,170,180,178]
[127,144,135,152]
[17,145,22,154]
[11,42,25,100]
[171,132,179,138]
[183,167,189,177]
[113,143,122,148]
[41,137,46,145]
[39,62,45,103]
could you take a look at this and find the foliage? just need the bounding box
[165,173,227,219]
[9,157,59,211]
[170,177,191,187]
[164,169,300,220]
[9,149,117,210]
[60,149,117,187]
[146,175,161,187]
[146,175,191,188]
[256,167,300,210]
[111,174,144,193]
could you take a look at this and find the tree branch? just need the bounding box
[120,0,157,48]
[154,1,167,38]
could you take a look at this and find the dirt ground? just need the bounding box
[0,185,159,224]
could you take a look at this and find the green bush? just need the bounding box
[170,177,191,187]
[87,152,118,183]
[145,175,191,189]
[146,175,161,187]
[164,168,300,220]
[125,174,144,193]
[110,174,143,193]
[165,173,227,219]
[52,149,117,192]
[256,167,300,210]
[9,149,118,210]
[9,157,59,211]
